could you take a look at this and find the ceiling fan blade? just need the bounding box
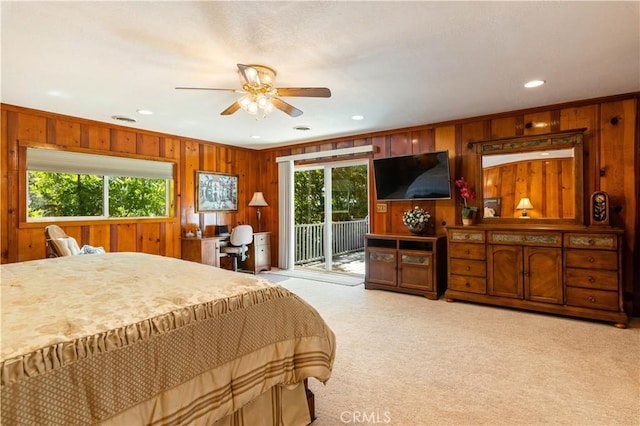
[276,87,332,98]
[271,97,303,117]
[220,102,241,115]
[175,87,240,92]
[237,64,260,86]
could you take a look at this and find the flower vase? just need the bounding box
[407,222,427,235]
[462,216,473,226]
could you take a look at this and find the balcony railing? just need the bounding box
[295,218,368,265]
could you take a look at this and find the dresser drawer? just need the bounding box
[565,268,618,291]
[450,258,486,277]
[488,231,562,247]
[448,274,486,294]
[565,249,617,270]
[449,230,485,243]
[564,233,618,250]
[565,287,619,311]
[254,233,269,246]
[449,243,486,260]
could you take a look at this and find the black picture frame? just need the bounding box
[195,171,238,212]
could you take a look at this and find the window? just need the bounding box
[26,148,174,221]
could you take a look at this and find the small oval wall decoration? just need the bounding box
[590,191,609,226]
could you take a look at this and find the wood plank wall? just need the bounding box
[1,93,638,314]
[483,158,575,219]
[0,104,257,265]
[258,94,639,315]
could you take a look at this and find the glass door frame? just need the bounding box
[294,158,369,272]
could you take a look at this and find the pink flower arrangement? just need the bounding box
[455,177,478,217]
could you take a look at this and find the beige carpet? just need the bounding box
[280,279,640,426]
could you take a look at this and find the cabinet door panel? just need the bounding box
[525,247,563,304]
[399,251,433,291]
[488,245,523,298]
[366,249,397,287]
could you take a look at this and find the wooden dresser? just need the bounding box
[364,234,447,300]
[445,225,628,328]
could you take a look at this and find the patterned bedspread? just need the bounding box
[0,252,335,425]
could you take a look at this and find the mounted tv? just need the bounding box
[373,150,452,201]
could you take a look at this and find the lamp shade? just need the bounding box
[248,192,268,207]
[516,197,534,210]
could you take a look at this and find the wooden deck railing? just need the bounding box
[295,218,368,265]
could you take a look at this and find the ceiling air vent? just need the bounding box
[293,126,311,131]
[111,115,137,123]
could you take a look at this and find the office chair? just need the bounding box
[220,225,253,272]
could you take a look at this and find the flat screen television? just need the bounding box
[373,150,452,200]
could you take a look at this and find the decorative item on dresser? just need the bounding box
[402,206,431,235]
[364,233,447,300]
[455,177,478,225]
[445,225,628,328]
[590,191,610,226]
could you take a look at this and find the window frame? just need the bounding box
[19,143,177,226]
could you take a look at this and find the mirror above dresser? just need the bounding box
[474,129,586,225]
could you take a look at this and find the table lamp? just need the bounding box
[516,197,534,218]
[248,192,268,232]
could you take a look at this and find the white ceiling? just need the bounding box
[2,1,639,150]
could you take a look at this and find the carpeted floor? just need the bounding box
[262,269,364,286]
[280,278,640,426]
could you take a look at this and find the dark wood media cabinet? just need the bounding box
[364,234,447,299]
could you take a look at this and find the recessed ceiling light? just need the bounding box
[524,80,545,88]
[251,135,261,139]
[111,115,137,123]
[294,126,311,131]
[352,115,364,120]
[136,109,153,115]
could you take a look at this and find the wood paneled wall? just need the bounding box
[2,93,638,314]
[483,158,575,219]
[258,93,639,315]
[0,104,258,264]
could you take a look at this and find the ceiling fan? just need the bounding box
[176,64,331,118]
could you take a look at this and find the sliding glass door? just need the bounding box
[293,160,368,274]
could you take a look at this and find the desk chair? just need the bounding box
[220,225,253,272]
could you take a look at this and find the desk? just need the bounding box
[181,232,271,273]
[181,236,228,268]
[239,232,271,274]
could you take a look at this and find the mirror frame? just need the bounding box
[474,129,586,225]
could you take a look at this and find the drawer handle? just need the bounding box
[466,266,471,271]
[465,282,471,288]
[588,239,594,245]
[588,276,595,283]
[464,250,470,255]
[464,235,470,240]
[587,296,596,303]
[587,256,595,263]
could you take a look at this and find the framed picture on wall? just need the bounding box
[195,171,238,212]
[483,197,501,218]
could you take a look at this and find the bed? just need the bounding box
[0,252,335,425]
